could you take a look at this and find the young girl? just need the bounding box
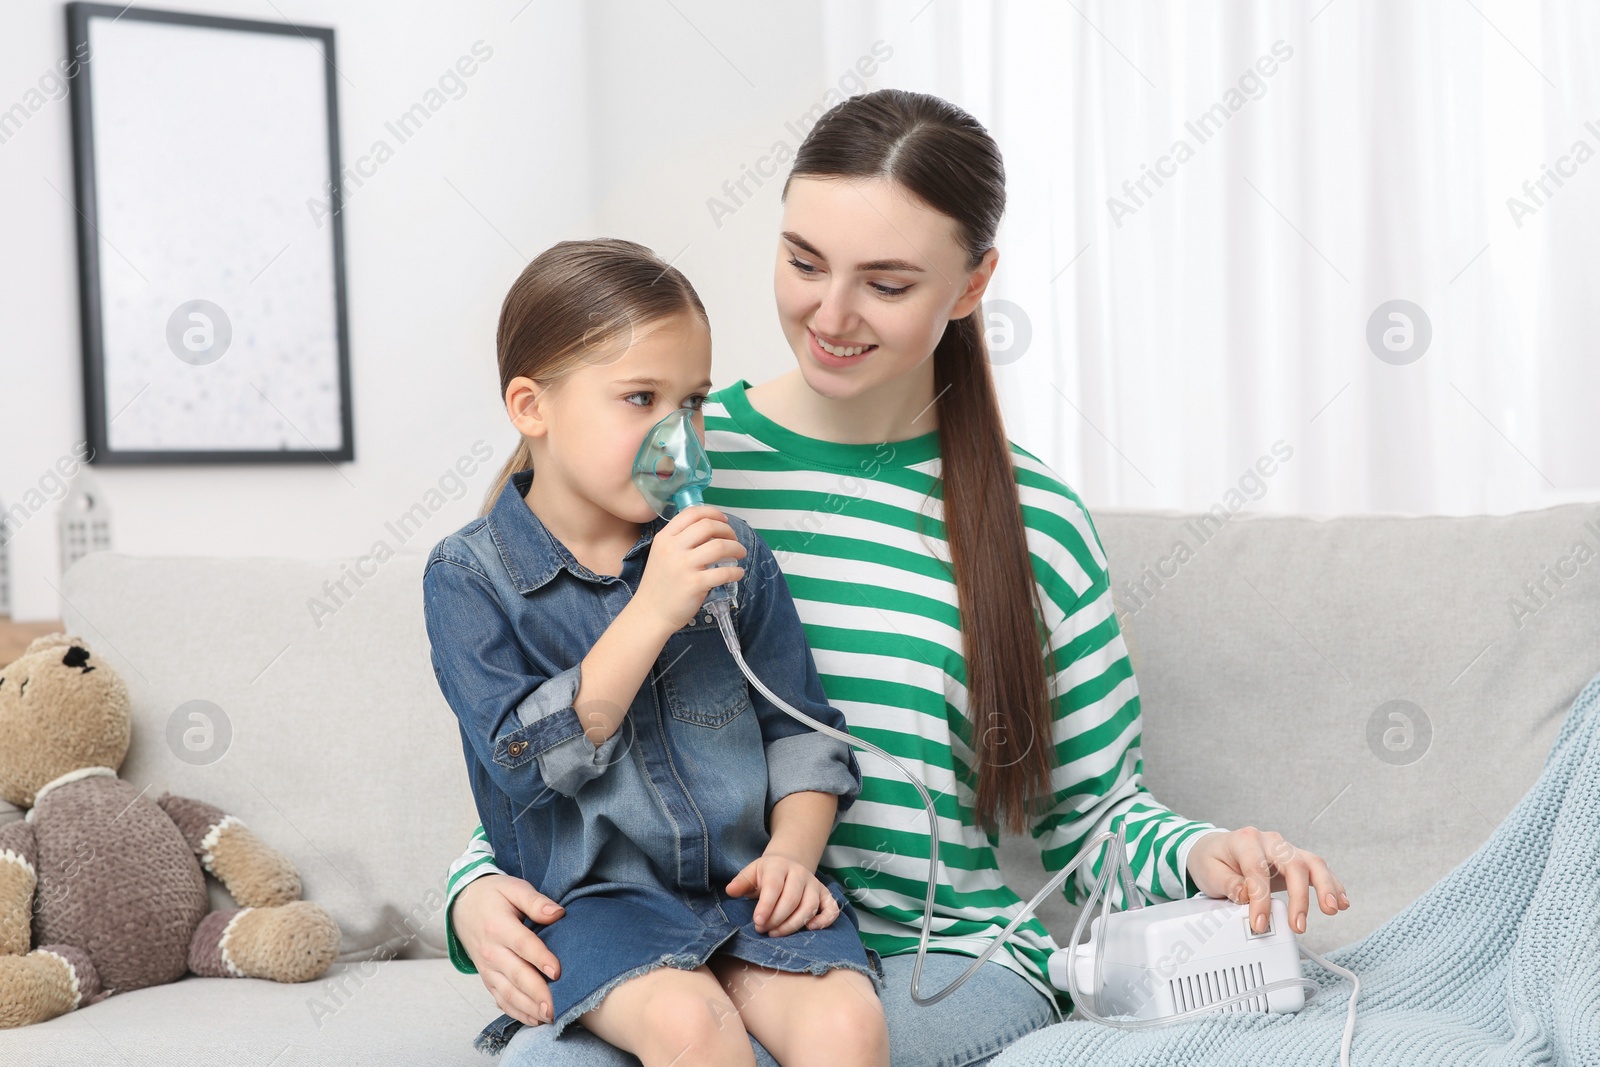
[422,238,890,1067]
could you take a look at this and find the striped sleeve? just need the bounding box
[444,823,505,974]
[1018,462,1228,909]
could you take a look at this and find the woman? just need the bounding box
[447,89,1350,1066]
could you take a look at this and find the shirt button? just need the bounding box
[703,613,713,624]
[508,740,528,757]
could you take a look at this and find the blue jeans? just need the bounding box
[498,950,1061,1066]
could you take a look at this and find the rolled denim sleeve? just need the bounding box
[764,732,860,830]
[727,521,862,825]
[513,661,627,796]
[423,556,623,808]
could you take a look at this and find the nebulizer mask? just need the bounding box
[631,408,1359,1064]
[630,406,742,611]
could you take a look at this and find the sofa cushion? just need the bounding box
[57,548,481,963]
[995,501,1600,954]
[0,959,496,1065]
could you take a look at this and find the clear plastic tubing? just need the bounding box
[712,600,1358,1067]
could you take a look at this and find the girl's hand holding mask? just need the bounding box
[631,504,746,634]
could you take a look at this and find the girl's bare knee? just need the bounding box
[840,996,890,1065]
[592,965,750,1065]
[768,969,889,1067]
[641,990,745,1053]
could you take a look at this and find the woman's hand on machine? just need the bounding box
[455,874,567,1027]
[1186,827,1350,936]
[726,853,841,936]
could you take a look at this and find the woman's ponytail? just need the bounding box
[932,309,1053,834]
[786,89,1054,834]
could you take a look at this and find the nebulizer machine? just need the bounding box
[632,408,1361,1065]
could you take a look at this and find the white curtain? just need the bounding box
[821,0,1600,516]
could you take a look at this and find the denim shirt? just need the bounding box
[422,468,863,928]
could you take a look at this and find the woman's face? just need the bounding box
[774,175,997,403]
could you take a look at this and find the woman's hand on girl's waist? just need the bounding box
[455,873,567,1027]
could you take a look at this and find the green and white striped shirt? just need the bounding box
[444,378,1225,1014]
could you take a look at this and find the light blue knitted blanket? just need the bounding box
[993,668,1600,1067]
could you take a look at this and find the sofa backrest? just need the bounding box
[996,501,1600,953]
[50,501,1600,961]
[57,548,474,962]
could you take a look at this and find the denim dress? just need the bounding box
[423,469,885,1053]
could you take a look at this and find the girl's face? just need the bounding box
[774,175,996,404]
[513,310,713,528]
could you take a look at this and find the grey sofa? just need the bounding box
[3,502,1596,1065]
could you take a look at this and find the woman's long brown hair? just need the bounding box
[479,239,709,516]
[784,89,1054,836]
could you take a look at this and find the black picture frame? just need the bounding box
[67,2,354,465]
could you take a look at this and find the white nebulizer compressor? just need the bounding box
[631,408,1359,1067]
[1050,894,1306,1020]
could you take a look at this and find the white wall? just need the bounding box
[0,1,865,622]
[6,1,1594,623]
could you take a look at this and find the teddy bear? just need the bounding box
[0,633,341,1027]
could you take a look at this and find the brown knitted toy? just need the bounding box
[0,634,341,1027]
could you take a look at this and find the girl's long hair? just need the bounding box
[479,239,709,516]
[784,89,1054,835]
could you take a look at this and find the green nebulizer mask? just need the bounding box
[630,407,739,609]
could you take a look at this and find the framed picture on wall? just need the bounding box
[67,3,353,465]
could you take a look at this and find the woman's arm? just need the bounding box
[1026,495,1349,936]
[443,825,507,972]
[1028,596,1225,907]
[452,872,568,1027]
[1024,499,1227,908]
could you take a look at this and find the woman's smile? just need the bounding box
[808,327,879,366]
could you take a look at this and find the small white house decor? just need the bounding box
[59,477,112,579]
[0,495,11,622]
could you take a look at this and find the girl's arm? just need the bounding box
[565,595,676,745]
[765,789,838,871]
[730,788,845,935]
[716,524,861,936]
[425,532,722,810]
[424,556,627,804]
[572,503,757,744]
